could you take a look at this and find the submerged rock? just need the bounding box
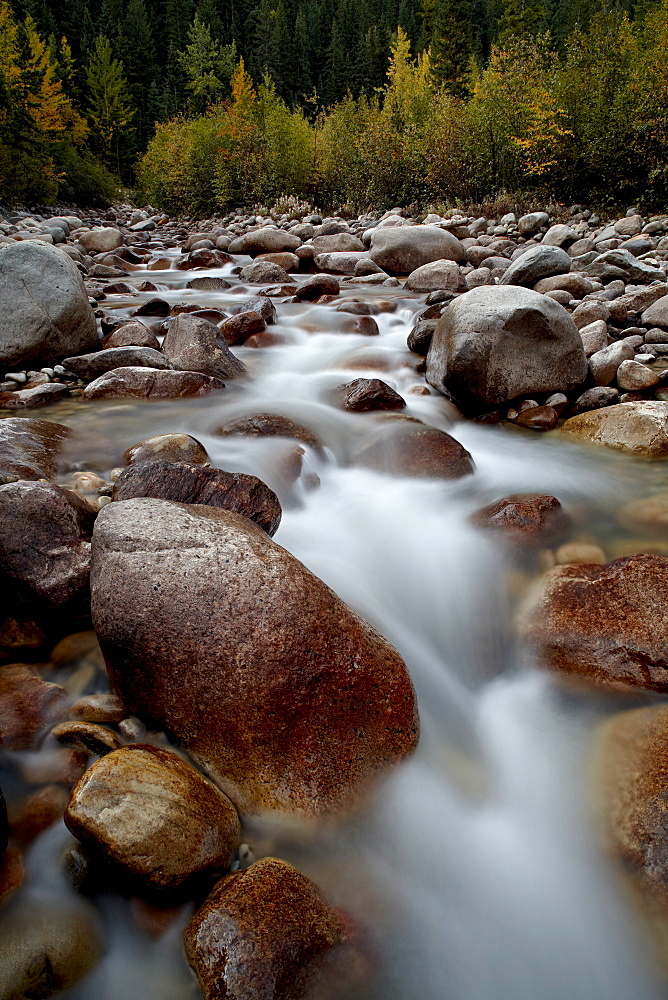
[352,419,474,479]
[91,498,419,817]
[123,432,210,467]
[560,402,668,456]
[0,418,70,482]
[472,494,569,546]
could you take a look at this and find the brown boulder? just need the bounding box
[0,382,69,409]
[112,461,282,536]
[560,402,668,456]
[175,249,233,270]
[162,314,247,379]
[65,744,240,891]
[184,857,348,1000]
[0,481,96,610]
[472,494,570,546]
[124,432,210,467]
[212,413,324,454]
[62,346,171,380]
[352,419,474,479]
[295,274,341,300]
[218,310,265,346]
[521,553,668,692]
[335,378,406,412]
[0,665,68,750]
[83,367,226,400]
[0,418,70,481]
[91,499,419,816]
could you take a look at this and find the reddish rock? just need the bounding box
[0,383,69,409]
[175,249,232,270]
[0,786,6,853]
[63,346,171,380]
[218,310,265,346]
[0,847,23,904]
[335,378,406,412]
[65,744,240,890]
[112,460,282,536]
[123,432,210,466]
[513,404,559,431]
[101,322,160,350]
[0,665,68,750]
[134,297,170,317]
[51,720,122,756]
[473,494,570,546]
[9,784,69,845]
[184,857,349,1000]
[212,413,324,454]
[521,554,668,692]
[0,481,96,610]
[69,693,126,724]
[91,499,419,817]
[162,315,247,379]
[83,367,225,400]
[352,419,474,479]
[295,274,341,300]
[340,316,380,336]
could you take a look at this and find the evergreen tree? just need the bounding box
[178,12,236,111]
[430,0,473,96]
[85,33,134,171]
[498,0,546,39]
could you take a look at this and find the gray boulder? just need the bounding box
[426,285,587,408]
[369,225,465,273]
[0,242,98,369]
[499,245,571,287]
[162,315,246,379]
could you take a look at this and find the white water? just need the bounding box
[10,259,666,999]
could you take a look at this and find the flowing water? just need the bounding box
[5,255,668,999]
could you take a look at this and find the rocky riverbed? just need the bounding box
[2,202,668,999]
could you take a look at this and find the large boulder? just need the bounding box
[405,259,465,293]
[369,225,465,273]
[77,227,123,253]
[560,402,668,456]
[90,499,419,817]
[426,285,587,409]
[230,227,301,257]
[65,744,240,891]
[499,245,571,287]
[83,367,226,400]
[62,346,171,380]
[521,554,668,693]
[351,418,474,479]
[184,857,348,1000]
[0,242,98,369]
[162,315,246,380]
[0,418,70,482]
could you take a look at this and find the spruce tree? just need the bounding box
[430,0,473,96]
[85,34,134,172]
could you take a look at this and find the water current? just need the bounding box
[6,252,668,999]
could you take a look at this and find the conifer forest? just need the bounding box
[1,0,668,211]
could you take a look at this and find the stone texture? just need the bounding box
[294,274,341,300]
[0,481,95,611]
[641,295,668,329]
[518,212,549,235]
[218,311,265,346]
[335,378,405,412]
[78,228,123,253]
[522,554,668,692]
[616,360,660,391]
[498,245,571,287]
[239,262,294,284]
[513,404,559,430]
[0,665,68,750]
[52,720,122,755]
[0,242,98,369]
[589,341,635,386]
[162,315,247,379]
[571,386,619,414]
[352,419,474,479]
[124,433,210,467]
[65,744,240,890]
[426,285,587,409]
[62,346,171,380]
[175,249,233,271]
[184,857,348,1000]
[231,228,301,256]
[212,414,324,454]
[473,494,569,546]
[83,367,226,400]
[100,321,160,350]
[560,402,668,456]
[91,499,419,817]
[369,225,465,273]
[404,259,465,293]
[112,461,282,536]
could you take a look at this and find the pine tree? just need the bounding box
[178,12,236,111]
[85,34,134,171]
[430,0,473,96]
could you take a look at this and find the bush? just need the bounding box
[52,143,119,206]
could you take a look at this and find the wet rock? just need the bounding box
[69,692,126,724]
[426,285,587,409]
[0,786,6,854]
[239,262,295,284]
[513,404,559,430]
[184,857,348,1000]
[335,378,405,412]
[0,481,95,610]
[0,242,98,370]
[237,295,277,325]
[560,402,668,455]
[0,665,68,750]
[187,276,231,291]
[0,382,69,409]
[134,297,170,317]
[0,848,23,904]
[616,360,660,391]
[176,249,233,270]
[91,499,419,817]
[162,315,247,379]
[124,432,210,467]
[404,259,465,293]
[83,367,226,400]
[571,386,619,414]
[294,274,341,300]
[555,541,606,564]
[0,902,101,999]
[521,554,668,692]
[65,744,240,890]
[62,346,171,379]
[589,341,635,386]
[352,420,474,479]
[340,315,380,337]
[101,321,160,350]
[218,310,265,346]
[78,227,123,253]
[618,492,668,533]
[9,784,69,845]
[112,461,282,536]
[498,245,571,287]
[369,225,465,273]
[473,494,569,546]
[407,318,437,355]
[212,413,324,454]
[230,228,301,257]
[52,720,122,755]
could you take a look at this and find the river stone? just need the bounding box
[352,420,474,479]
[212,414,324,454]
[313,252,368,275]
[101,321,160,350]
[0,242,98,369]
[112,461,282,536]
[0,665,68,750]
[616,360,660,391]
[0,481,95,611]
[641,295,668,329]
[218,311,265,347]
[295,274,341,300]
[0,902,101,1000]
[405,259,465,293]
[571,386,619,414]
[369,225,465,273]
[52,720,122,756]
[311,233,365,253]
[62,346,171,379]
[591,705,668,895]
[472,494,569,546]
[335,378,405,412]
[588,341,635,386]
[521,554,668,693]
[185,857,348,1000]
[162,315,247,380]
[426,285,587,409]
[239,261,294,284]
[124,433,210,467]
[594,249,663,283]
[83,367,226,400]
[231,228,301,257]
[78,227,123,253]
[560,402,668,455]
[91,499,419,817]
[65,744,240,890]
[579,320,608,357]
[518,212,549,235]
[499,245,571,287]
[175,249,233,271]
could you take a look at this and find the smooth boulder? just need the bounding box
[91,499,419,817]
[499,245,571,287]
[162,315,246,380]
[369,225,465,273]
[0,242,98,369]
[426,285,587,409]
[560,402,668,456]
[83,368,226,400]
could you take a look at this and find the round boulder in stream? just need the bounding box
[352,417,474,479]
[90,498,419,818]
